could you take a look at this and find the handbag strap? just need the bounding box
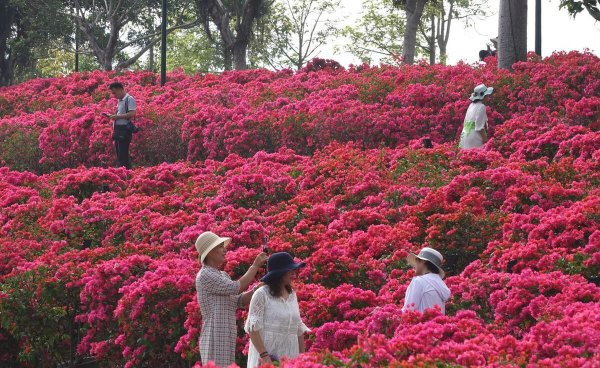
[117,95,134,123]
[124,96,132,122]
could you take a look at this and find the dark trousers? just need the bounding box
[113,126,132,169]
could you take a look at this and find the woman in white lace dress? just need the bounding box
[245,252,310,367]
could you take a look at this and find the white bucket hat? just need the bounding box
[470,84,494,102]
[195,231,231,263]
[407,247,445,279]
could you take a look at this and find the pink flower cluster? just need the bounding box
[0,52,599,367]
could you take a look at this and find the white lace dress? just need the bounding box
[459,102,488,149]
[244,286,310,368]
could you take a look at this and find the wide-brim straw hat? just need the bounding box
[407,247,445,279]
[195,231,231,263]
[470,84,494,101]
[261,252,306,283]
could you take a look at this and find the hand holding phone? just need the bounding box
[262,235,269,254]
[102,112,111,118]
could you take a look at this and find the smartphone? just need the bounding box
[262,235,269,254]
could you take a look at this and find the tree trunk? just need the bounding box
[148,44,155,71]
[102,55,113,71]
[0,5,15,86]
[436,0,452,65]
[197,0,262,71]
[102,16,120,71]
[233,41,248,70]
[223,47,233,70]
[429,14,435,64]
[0,58,13,87]
[498,0,527,71]
[438,42,447,65]
[403,0,427,64]
[74,2,120,71]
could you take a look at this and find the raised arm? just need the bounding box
[240,282,264,306]
[237,252,267,292]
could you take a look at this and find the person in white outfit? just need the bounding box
[403,247,451,314]
[245,252,310,367]
[459,84,494,149]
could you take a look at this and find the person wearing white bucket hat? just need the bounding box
[403,247,451,314]
[195,231,267,366]
[459,84,494,149]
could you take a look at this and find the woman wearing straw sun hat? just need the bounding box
[459,84,494,149]
[245,252,310,367]
[403,247,451,314]
[195,231,267,367]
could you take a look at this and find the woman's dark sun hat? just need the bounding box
[261,252,305,283]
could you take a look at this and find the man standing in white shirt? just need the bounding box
[403,247,451,314]
[106,82,136,169]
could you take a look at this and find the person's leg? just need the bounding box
[114,138,122,167]
[115,137,128,168]
[122,133,132,169]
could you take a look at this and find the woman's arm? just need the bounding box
[298,335,305,354]
[245,287,270,362]
[295,294,310,354]
[240,283,265,306]
[237,253,267,292]
[402,278,424,312]
[249,331,272,364]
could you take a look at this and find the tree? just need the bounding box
[166,28,224,73]
[246,1,293,68]
[273,0,339,70]
[249,0,339,70]
[393,0,429,64]
[418,0,488,64]
[196,0,270,70]
[420,5,438,65]
[34,41,100,77]
[498,0,527,71]
[0,0,70,86]
[559,0,600,21]
[69,0,197,70]
[344,0,487,66]
[340,0,406,65]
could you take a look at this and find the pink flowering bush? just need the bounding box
[1,52,599,367]
[75,255,155,363]
[0,51,597,170]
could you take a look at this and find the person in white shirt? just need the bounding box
[107,82,137,169]
[403,247,451,314]
[459,84,494,149]
[245,252,310,367]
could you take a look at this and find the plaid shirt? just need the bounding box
[196,265,242,366]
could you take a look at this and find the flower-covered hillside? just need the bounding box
[0,53,599,368]
[0,53,598,172]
